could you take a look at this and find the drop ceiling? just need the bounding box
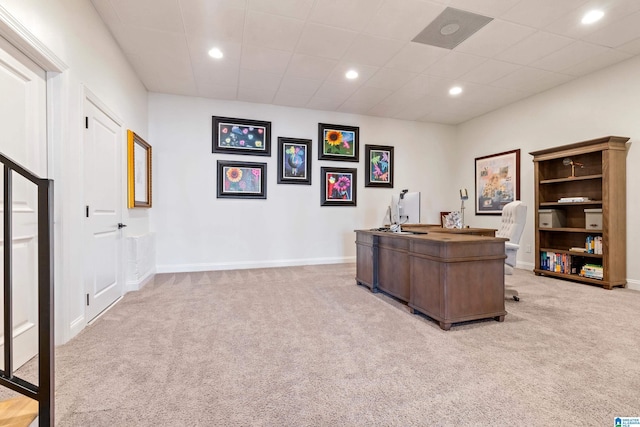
[91,0,640,125]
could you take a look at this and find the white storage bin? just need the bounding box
[539,209,565,228]
[585,208,603,230]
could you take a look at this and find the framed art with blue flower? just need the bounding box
[364,144,393,188]
[216,160,267,199]
[318,123,359,162]
[212,116,271,156]
[320,167,357,206]
[277,137,312,185]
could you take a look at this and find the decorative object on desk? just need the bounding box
[277,137,311,185]
[127,130,152,208]
[364,144,393,187]
[475,149,520,215]
[320,167,357,206]
[440,211,451,227]
[562,157,584,178]
[216,160,267,199]
[443,211,462,229]
[212,116,271,156]
[318,123,359,162]
[459,188,469,227]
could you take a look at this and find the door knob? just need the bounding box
[117,223,127,229]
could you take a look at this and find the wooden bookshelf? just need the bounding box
[530,136,628,289]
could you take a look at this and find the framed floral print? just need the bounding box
[277,137,312,185]
[475,149,520,215]
[127,130,152,208]
[212,116,271,156]
[217,160,267,199]
[320,167,357,206]
[318,123,359,162]
[364,144,393,188]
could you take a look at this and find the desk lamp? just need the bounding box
[460,188,468,228]
[563,157,583,178]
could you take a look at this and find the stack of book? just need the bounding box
[558,196,590,203]
[586,236,603,254]
[581,264,603,280]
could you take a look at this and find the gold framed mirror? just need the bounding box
[127,130,152,208]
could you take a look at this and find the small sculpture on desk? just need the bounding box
[443,211,463,229]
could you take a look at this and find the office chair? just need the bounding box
[496,200,527,301]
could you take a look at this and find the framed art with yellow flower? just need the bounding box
[212,116,271,156]
[127,130,152,208]
[318,123,359,162]
[217,160,267,199]
[277,137,312,185]
[475,149,520,215]
[364,144,393,188]
[320,167,357,206]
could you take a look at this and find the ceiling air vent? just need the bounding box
[412,7,493,50]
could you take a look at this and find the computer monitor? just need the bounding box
[391,190,420,225]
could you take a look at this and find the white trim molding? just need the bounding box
[157,256,357,274]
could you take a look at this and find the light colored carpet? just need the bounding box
[6,264,640,426]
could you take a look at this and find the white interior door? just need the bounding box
[84,97,123,322]
[0,35,47,369]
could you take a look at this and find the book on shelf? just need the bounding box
[558,197,590,203]
[540,251,583,275]
[580,264,603,280]
[569,247,587,253]
[585,236,603,254]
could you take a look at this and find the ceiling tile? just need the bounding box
[273,90,313,108]
[363,0,443,41]
[237,86,277,104]
[241,45,292,74]
[530,41,609,73]
[309,0,385,32]
[460,59,521,84]
[246,0,315,20]
[192,61,239,87]
[110,0,183,32]
[424,52,486,79]
[196,82,238,100]
[342,35,406,67]
[583,10,640,48]
[442,0,521,17]
[279,76,322,96]
[187,36,242,67]
[295,23,358,59]
[180,0,246,42]
[243,11,305,52]
[500,0,586,28]
[561,49,632,76]
[455,19,536,58]
[111,26,188,56]
[491,67,572,93]
[325,62,379,83]
[285,54,339,80]
[238,69,283,91]
[306,96,347,111]
[495,31,575,65]
[385,43,448,73]
[618,37,640,56]
[345,86,393,105]
[364,68,418,91]
[314,81,360,100]
[338,101,381,115]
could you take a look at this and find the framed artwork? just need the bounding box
[318,123,359,162]
[212,116,271,156]
[320,167,357,206]
[475,149,520,215]
[216,160,267,199]
[277,137,312,185]
[127,130,152,208]
[364,144,393,188]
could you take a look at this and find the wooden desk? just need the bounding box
[355,230,507,330]
[402,224,497,237]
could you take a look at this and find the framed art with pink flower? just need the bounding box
[318,123,359,162]
[364,144,393,188]
[320,167,357,206]
[277,137,312,185]
[212,116,271,156]
[216,160,267,199]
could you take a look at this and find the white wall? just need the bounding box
[0,0,149,342]
[456,55,640,290]
[149,94,456,272]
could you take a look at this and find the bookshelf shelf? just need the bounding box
[530,136,628,290]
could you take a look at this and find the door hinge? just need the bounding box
[86,293,90,306]
[85,116,88,129]
[86,205,89,217]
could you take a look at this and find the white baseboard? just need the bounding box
[625,279,640,291]
[69,314,85,340]
[156,256,356,274]
[126,267,156,292]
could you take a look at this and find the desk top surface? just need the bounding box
[356,229,507,243]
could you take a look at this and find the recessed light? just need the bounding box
[208,47,223,59]
[345,70,359,79]
[581,10,604,25]
[449,86,463,96]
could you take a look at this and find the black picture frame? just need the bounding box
[318,123,359,162]
[216,160,267,199]
[277,137,312,185]
[475,149,521,215]
[212,116,271,156]
[320,167,357,206]
[364,144,394,188]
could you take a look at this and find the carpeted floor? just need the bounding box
[6,264,640,426]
